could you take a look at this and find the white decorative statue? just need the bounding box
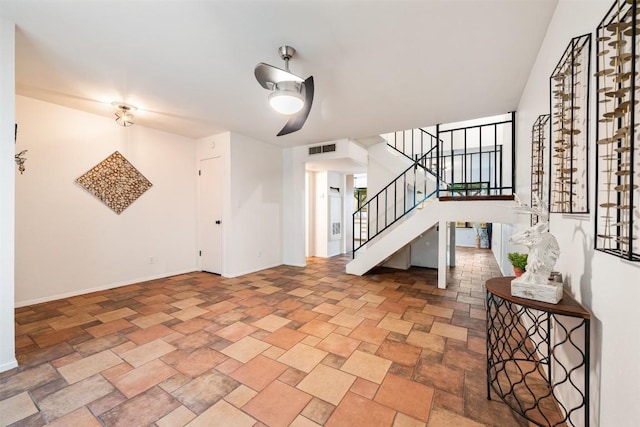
[509,194,562,303]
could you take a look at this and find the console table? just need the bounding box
[485,277,590,427]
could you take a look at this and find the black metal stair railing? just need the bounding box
[437,112,516,197]
[387,128,447,181]
[352,152,441,256]
[390,113,517,198]
[388,127,439,162]
[352,114,516,256]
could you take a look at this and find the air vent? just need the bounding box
[322,144,336,153]
[308,143,337,155]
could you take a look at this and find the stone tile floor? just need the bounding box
[0,247,537,426]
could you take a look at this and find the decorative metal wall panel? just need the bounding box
[595,0,640,261]
[549,34,591,214]
[531,114,550,225]
[76,151,152,214]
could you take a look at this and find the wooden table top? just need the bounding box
[486,276,591,319]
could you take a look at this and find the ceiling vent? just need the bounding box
[308,143,336,155]
[322,144,336,153]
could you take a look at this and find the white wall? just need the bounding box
[226,133,282,276]
[410,226,438,269]
[0,18,17,372]
[491,222,517,277]
[313,171,328,257]
[327,171,344,257]
[282,146,308,267]
[367,141,412,198]
[515,1,640,425]
[345,174,354,253]
[309,170,347,258]
[14,96,198,305]
[383,246,411,270]
[196,131,283,277]
[455,227,479,248]
[285,139,365,263]
[305,171,313,257]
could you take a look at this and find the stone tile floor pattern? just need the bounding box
[1,248,538,426]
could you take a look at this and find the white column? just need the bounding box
[0,17,17,372]
[344,175,353,254]
[282,148,306,267]
[449,222,456,267]
[438,219,447,289]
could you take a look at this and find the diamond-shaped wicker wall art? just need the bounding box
[75,151,152,214]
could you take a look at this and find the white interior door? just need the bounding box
[199,157,223,274]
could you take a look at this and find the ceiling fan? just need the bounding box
[254,45,314,136]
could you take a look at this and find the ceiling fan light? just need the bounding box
[115,110,134,127]
[111,102,136,127]
[269,90,304,115]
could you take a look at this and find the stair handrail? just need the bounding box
[353,152,440,256]
[387,128,446,182]
[355,114,516,256]
[389,128,439,160]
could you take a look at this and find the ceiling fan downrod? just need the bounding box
[278,45,296,72]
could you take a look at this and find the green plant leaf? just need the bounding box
[507,252,528,271]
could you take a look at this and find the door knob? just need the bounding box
[215,220,221,224]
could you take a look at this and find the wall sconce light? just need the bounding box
[14,124,27,174]
[112,102,136,127]
[15,150,27,174]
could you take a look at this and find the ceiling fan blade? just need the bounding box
[277,76,314,136]
[254,62,304,89]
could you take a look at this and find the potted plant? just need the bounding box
[508,252,528,277]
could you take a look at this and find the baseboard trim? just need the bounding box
[283,261,306,268]
[15,269,198,307]
[223,263,284,278]
[0,358,18,373]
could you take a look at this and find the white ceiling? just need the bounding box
[1,0,557,148]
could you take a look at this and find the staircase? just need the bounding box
[347,198,517,279]
[352,150,441,254]
[387,127,442,173]
[347,114,517,287]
